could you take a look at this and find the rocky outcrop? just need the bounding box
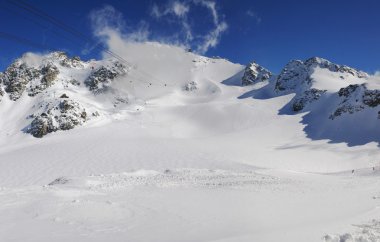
[1,61,41,100]
[330,84,380,119]
[304,57,368,78]
[0,73,4,102]
[241,62,272,86]
[275,60,309,93]
[28,63,59,97]
[184,81,198,91]
[275,57,368,94]
[28,99,88,138]
[292,88,326,112]
[0,59,62,100]
[85,61,127,93]
[60,55,84,68]
[274,57,369,113]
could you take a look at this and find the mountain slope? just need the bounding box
[1,43,380,242]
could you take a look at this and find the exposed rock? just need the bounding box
[60,55,84,68]
[185,81,198,91]
[304,57,368,78]
[292,88,326,112]
[363,89,380,107]
[28,99,88,138]
[0,73,4,102]
[85,61,127,93]
[275,60,309,92]
[1,61,41,100]
[338,84,361,98]
[27,63,60,97]
[60,93,69,98]
[275,57,368,93]
[69,79,80,86]
[330,84,380,119]
[241,62,272,86]
[48,177,70,186]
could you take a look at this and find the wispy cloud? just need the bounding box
[151,1,193,42]
[88,1,227,56]
[150,0,228,54]
[89,5,149,43]
[193,0,228,54]
[246,10,262,24]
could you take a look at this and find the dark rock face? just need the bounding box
[304,57,368,78]
[0,60,61,100]
[1,62,41,100]
[241,62,272,86]
[275,57,368,94]
[41,64,59,86]
[338,84,361,98]
[185,81,198,91]
[85,62,127,93]
[292,88,327,112]
[363,90,380,107]
[0,74,4,102]
[28,64,60,97]
[60,55,84,68]
[275,60,308,92]
[28,99,87,138]
[330,84,380,119]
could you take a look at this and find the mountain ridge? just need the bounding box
[0,44,379,145]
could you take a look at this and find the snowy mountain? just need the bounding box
[2,42,380,242]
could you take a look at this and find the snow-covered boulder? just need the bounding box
[28,98,88,138]
[184,81,198,91]
[241,62,272,86]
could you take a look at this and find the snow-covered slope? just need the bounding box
[1,42,380,242]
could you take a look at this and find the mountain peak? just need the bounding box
[241,61,272,86]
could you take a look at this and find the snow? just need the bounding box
[1,42,380,241]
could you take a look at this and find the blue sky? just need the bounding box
[0,0,379,74]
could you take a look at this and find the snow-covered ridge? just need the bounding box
[0,46,243,138]
[0,44,378,140]
[0,51,130,137]
[241,56,373,114]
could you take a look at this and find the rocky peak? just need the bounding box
[304,57,368,78]
[330,84,380,119]
[275,57,368,94]
[1,60,41,100]
[275,60,309,93]
[241,61,272,86]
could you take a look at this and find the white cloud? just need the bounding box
[89,1,227,56]
[374,71,380,76]
[246,10,262,24]
[89,5,150,43]
[150,0,228,54]
[151,1,189,19]
[150,1,192,42]
[172,1,190,17]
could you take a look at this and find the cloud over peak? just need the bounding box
[89,0,227,56]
